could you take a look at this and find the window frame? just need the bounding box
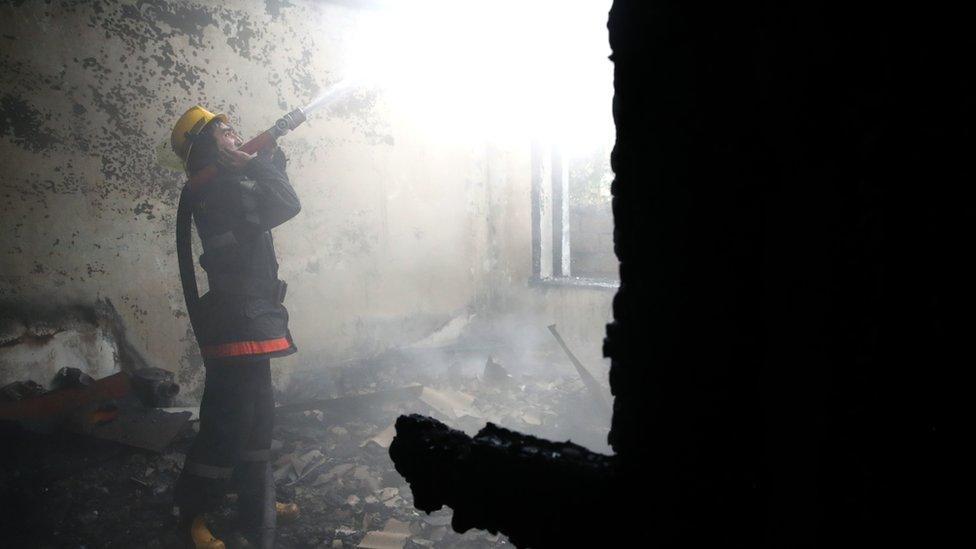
[530,140,619,290]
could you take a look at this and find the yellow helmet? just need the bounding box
[170,105,227,167]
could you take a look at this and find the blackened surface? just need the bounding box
[606,1,961,545]
[0,94,62,152]
[392,0,962,546]
[389,414,615,548]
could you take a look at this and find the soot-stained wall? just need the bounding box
[0,0,613,394]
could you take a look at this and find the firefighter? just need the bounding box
[170,105,301,549]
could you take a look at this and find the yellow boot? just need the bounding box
[190,515,226,549]
[275,501,300,523]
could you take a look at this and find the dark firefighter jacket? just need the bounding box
[188,149,300,363]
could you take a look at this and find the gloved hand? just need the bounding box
[219,147,256,172]
[270,146,287,172]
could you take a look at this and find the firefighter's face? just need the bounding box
[212,120,243,151]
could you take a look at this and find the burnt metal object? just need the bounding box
[546,324,610,418]
[131,367,180,408]
[481,356,513,387]
[0,380,46,402]
[51,367,95,390]
[66,404,192,453]
[0,372,130,422]
[389,414,615,548]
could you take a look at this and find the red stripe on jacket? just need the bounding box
[201,337,290,359]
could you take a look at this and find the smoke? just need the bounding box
[270,0,616,455]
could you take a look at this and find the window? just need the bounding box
[531,139,618,288]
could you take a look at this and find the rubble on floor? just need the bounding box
[1,345,610,548]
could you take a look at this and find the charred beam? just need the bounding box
[390,414,615,548]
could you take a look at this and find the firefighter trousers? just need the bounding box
[174,358,276,542]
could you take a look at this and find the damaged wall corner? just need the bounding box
[0,298,150,391]
[389,0,959,546]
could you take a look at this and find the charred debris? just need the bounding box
[1,318,609,548]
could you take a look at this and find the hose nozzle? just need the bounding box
[274,108,307,137]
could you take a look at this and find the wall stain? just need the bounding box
[0,94,62,153]
[133,200,155,219]
[225,17,259,61]
[265,0,293,19]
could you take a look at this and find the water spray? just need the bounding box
[187,79,357,190]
